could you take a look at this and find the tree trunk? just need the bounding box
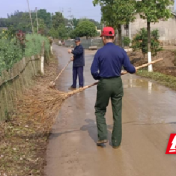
[147,21,153,72]
[118,24,122,47]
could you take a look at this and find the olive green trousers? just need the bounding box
[95,77,123,147]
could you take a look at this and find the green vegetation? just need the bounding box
[0,30,23,74]
[123,36,131,47]
[0,10,101,39]
[136,0,173,56]
[132,28,162,58]
[49,24,68,40]
[0,30,50,75]
[93,0,173,48]
[93,0,136,46]
[0,9,51,34]
[70,19,97,39]
[137,70,176,91]
[0,9,101,75]
[25,34,50,57]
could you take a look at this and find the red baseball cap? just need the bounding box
[100,27,115,37]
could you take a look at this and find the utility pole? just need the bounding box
[35,7,39,33]
[26,0,34,34]
[68,8,74,29]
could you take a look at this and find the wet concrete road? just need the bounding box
[45,45,176,176]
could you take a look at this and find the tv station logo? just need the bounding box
[166,134,176,154]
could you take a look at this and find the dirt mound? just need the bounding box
[128,49,176,77]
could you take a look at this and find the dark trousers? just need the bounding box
[95,77,123,147]
[72,66,84,88]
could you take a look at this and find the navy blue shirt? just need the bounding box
[91,43,135,80]
[72,44,85,67]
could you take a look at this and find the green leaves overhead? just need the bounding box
[70,20,97,38]
[93,0,136,46]
[52,12,65,29]
[136,0,173,22]
[93,0,136,27]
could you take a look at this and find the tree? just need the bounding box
[136,0,173,72]
[93,0,136,46]
[49,28,58,38]
[70,20,97,39]
[58,24,68,39]
[89,19,101,29]
[37,9,51,28]
[48,24,68,39]
[69,30,78,39]
[72,18,79,28]
[33,18,46,34]
[52,12,65,29]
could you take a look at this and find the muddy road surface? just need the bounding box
[44,45,176,176]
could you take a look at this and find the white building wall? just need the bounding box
[130,14,176,45]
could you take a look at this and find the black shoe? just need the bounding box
[97,139,108,146]
[68,86,76,90]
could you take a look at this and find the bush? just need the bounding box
[25,34,50,58]
[0,31,23,74]
[131,28,162,58]
[123,36,131,47]
[0,30,50,75]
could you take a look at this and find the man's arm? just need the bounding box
[122,50,136,74]
[72,45,83,55]
[91,52,101,80]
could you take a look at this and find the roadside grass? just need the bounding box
[136,69,176,91]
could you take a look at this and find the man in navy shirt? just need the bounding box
[91,27,136,148]
[68,37,85,89]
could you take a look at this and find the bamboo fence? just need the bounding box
[0,42,47,121]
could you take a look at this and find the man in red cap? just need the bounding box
[91,27,136,148]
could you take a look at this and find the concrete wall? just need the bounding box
[65,38,104,49]
[130,14,176,45]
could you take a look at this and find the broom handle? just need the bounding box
[136,58,163,69]
[121,58,163,74]
[54,60,71,82]
[67,58,163,95]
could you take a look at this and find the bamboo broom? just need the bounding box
[49,60,71,88]
[65,58,163,98]
[44,58,163,129]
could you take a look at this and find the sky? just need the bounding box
[0,0,101,22]
[0,0,176,22]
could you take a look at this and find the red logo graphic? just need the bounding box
[166,134,176,154]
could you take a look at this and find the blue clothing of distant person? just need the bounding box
[68,37,85,88]
[90,27,136,148]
